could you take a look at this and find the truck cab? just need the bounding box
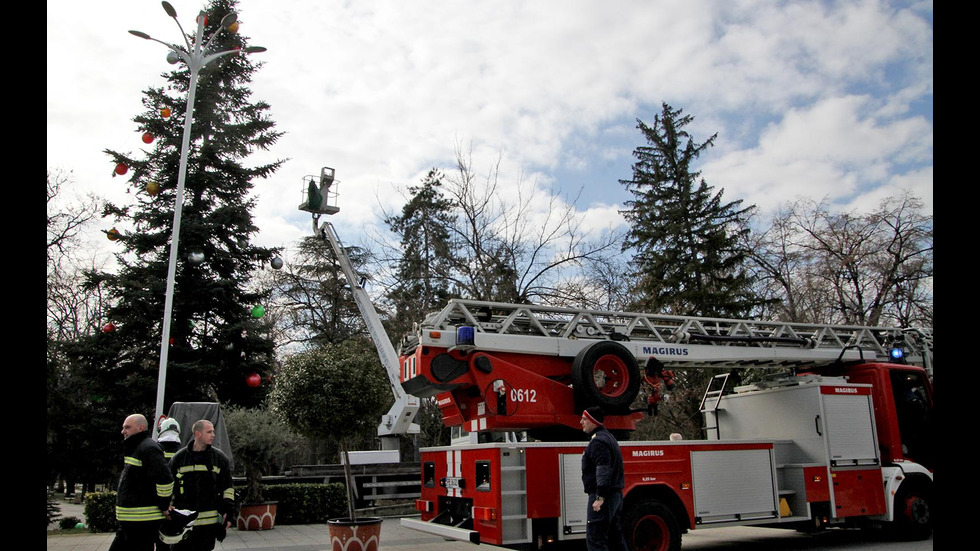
[809,362,934,471]
[848,363,933,470]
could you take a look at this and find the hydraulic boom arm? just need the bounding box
[314,218,419,449]
[316,219,420,446]
[299,167,419,452]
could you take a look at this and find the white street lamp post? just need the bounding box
[130,1,266,426]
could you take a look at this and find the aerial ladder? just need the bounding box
[299,167,420,455]
[398,298,933,436]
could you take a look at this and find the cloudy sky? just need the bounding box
[47,0,933,265]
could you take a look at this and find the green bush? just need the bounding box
[58,516,82,530]
[236,483,348,525]
[84,491,118,533]
[225,404,298,504]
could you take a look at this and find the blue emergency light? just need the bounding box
[457,326,476,346]
[890,347,905,361]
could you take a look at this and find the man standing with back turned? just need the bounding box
[580,406,628,551]
[169,419,235,550]
[109,413,174,551]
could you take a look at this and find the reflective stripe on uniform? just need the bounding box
[193,510,221,525]
[176,464,223,475]
[124,456,142,467]
[116,505,166,522]
[157,481,174,498]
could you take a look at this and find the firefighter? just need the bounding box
[642,357,675,416]
[579,407,628,551]
[156,418,182,461]
[168,420,235,551]
[109,413,174,551]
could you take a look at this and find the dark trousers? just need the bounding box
[108,520,163,551]
[586,493,628,551]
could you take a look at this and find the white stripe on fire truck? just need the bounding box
[445,449,462,497]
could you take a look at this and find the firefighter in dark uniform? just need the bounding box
[109,413,174,551]
[156,418,182,461]
[580,406,628,551]
[168,419,235,551]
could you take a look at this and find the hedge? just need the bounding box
[81,483,349,532]
[255,483,349,524]
[84,492,118,533]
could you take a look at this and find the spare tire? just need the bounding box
[572,341,640,413]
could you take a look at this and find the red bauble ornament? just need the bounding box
[102,322,115,332]
[142,132,154,144]
[114,163,128,176]
[246,373,262,388]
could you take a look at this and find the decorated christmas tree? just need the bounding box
[80,0,285,417]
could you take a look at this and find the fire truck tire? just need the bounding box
[889,479,932,540]
[572,341,641,413]
[622,498,681,551]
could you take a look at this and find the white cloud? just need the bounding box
[48,0,932,264]
[704,94,932,213]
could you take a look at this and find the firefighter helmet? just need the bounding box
[159,509,198,545]
[158,418,180,437]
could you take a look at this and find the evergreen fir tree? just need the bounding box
[76,0,284,417]
[273,232,376,348]
[384,169,457,334]
[382,169,458,458]
[620,102,764,318]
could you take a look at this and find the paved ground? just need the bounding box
[47,519,477,551]
[47,500,476,551]
[46,499,932,551]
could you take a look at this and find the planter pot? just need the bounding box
[327,517,383,551]
[236,501,277,531]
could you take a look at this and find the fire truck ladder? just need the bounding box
[415,299,932,371]
[699,372,737,439]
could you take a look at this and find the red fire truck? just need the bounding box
[397,299,933,550]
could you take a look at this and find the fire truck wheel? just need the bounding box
[890,480,932,540]
[572,341,641,413]
[622,498,681,551]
